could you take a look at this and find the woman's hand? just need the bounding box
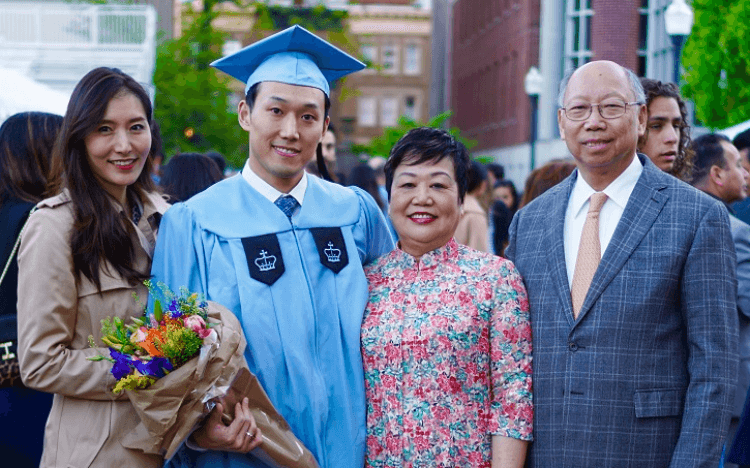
[191,398,263,453]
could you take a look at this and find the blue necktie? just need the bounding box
[275,195,299,219]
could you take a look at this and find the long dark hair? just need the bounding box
[639,78,694,181]
[0,112,63,205]
[54,67,157,291]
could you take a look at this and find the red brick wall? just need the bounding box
[590,0,640,71]
[451,0,540,150]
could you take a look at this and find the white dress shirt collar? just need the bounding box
[241,159,307,205]
[568,154,643,220]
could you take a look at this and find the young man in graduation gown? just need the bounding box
[151,26,394,468]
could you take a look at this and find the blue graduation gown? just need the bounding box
[152,174,394,468]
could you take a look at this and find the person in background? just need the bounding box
[206,150,228,177]
[637,78,694,181]
[149,120,165,185]
[518,159,576,208]
[687,134,750,467]
[160,152,224,203]
[732,129,750,226]
[151,26,393,468]
[0,111,62,468]
[507,60,737,467]
[348,163,385,211]
[489,180,518,257]
[363,127,531,467]
[15,68,188,468]
[368,155,398,240]
[454,160,490,252]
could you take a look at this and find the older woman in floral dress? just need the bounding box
[361,127,532,468]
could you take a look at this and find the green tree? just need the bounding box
[682,0,750,129]
[153,0,247,168]
[351,112,477,159]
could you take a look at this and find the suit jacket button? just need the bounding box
[568,342,579,351]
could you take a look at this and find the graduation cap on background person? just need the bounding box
[211,25,365,182]
[210,24,366,97]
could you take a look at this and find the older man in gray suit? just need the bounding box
[506,60,738,467]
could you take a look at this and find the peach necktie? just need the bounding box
[571,192,608,318]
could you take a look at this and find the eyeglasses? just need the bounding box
[562,99,642,121]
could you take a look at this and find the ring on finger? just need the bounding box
[245,431,254,439]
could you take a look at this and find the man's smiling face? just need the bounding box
[239,81,329,193]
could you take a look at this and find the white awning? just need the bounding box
[0,67,70,122]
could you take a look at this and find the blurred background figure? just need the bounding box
[688,134,750,468]
[491,180,519,257]
[348,163,385,211]
[307,124,344,184]
[0,111,62,468]
[205,150,227,177]
[454,160,489,252]
[638,78,694,181]
[519,159,576,208]
[159,152,223,203]
[149,120,165,185]
[732,129,750,226]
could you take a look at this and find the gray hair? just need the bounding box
[557,63,646,108]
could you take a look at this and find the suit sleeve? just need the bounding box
[734,220,750,319]
[150,203,210,299]
[670,202,739,467]
[504,211,519,262]
[16,209,123,400]
[351,187,395,265]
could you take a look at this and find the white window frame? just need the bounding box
[380,96,399,127]
[403,43,421,75]
[564,0,594,74]
[381,44,400,75]
[358,96,377,127]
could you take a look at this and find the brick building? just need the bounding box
[445,0,684,187]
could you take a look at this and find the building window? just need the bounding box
[361,44,377,66]
[358,96,377,127]
[381,97,399,127]
[639,0,680,82]
[404,44,421,75]
[382,45,399,75]
[564,0,593,72]
[222,40,242,57]
[404,95,419,121]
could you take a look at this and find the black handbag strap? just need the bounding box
[0,206,37,287]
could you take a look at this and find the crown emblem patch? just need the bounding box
[311,227,349,274]
[254,250,277,271]
[242,234,285,285]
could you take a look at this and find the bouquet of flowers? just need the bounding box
[88,280,216,394]
[88,281,319,467]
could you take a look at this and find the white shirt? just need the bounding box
[241,159,307,217]
[564,155,643,288]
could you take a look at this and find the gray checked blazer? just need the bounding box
[506,154,738,468]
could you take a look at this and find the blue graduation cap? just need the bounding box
[211,25,366,97]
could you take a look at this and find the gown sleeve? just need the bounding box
[350,187,395,265]
[150,203,209,296]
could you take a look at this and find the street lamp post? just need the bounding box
[524,66,543,172]
[665,0,694,84]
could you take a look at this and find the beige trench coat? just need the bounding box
[17,189,169,468]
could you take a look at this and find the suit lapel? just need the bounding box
[545,173,577,327]
[576,156,669,322]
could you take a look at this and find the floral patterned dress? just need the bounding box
[362,239,532,467]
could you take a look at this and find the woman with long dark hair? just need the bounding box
[0,111,62,468]
[15,68,171,468]
[160,152,224,203]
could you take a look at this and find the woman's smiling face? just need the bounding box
[389,156,462,258]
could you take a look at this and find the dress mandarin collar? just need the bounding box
[392,238,459,271]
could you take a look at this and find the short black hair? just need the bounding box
[384,127,470,202]
[245,82,331,120]
[466,160,488,193]
[689,133,732,185]
[733,128,750,154]
[205,150,226,174]
[486,163,505,180]
[160,152,224,203]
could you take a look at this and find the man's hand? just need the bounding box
[191,397,263,453]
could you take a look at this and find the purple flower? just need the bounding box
[134,357,173,378]
[110,349,134,380]
[168,299,183,318]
